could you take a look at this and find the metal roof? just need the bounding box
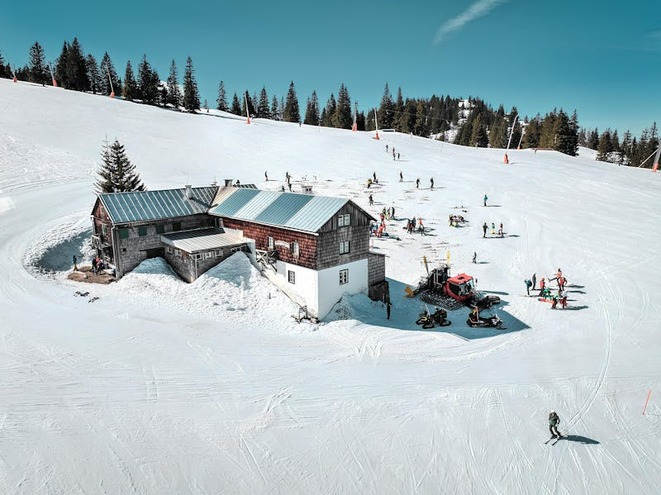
[208,187,351,233]
[99,187,217,224]
[161,228,246,253]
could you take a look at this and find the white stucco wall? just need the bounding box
[275,261,319,316]
[317,259,368,319]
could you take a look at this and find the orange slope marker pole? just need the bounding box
[244,93,251,124]
[373,107,380,140]
[49,63,57,87]
[643,390,652,415]
[653,146,660,173]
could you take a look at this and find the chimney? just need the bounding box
[185,184,192,199]
[224,179,233,187]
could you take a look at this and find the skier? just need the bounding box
[472,252,477,264]
[72,255,78,271]
[385,144,389,153]
[483,194,488,207]
[368,194,374,206]
[391,205,396,219]
[525,279,532,296]
[482,222,488,238]
[386,300,392,320]
[265,171,268,181]
[416,178,420,189]
[498,222,504,237]
[532,273,537,290]
[397,152,400,160]
[558,289,568,309]
[491,222,495,235]
[418,217,425,235]
[430,178,434,190]
[549,411,562,438]
[373,172,377,182]
[399,171,403,182]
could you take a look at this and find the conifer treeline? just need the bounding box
[1,40,658,167]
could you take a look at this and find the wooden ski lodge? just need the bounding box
[91,184,388,320]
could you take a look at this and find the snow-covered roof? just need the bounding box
[208,187,352,233]
[98,186,218,224]
[160,227,245,253]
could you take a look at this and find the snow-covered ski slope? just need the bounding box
[1,79,660,494]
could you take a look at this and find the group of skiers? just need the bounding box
[482,221,504,238]
[525,269,569,309]
[385,144,400,161]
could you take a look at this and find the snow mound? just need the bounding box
[130,257,180,276]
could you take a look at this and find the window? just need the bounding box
[339,240,350,254]
[205,252,213,259]
[175,249,181,257]
[166,247,173,254]
[155,224,165,234]
[138,226,148,237]
[119,228,129,239]
[215,250,223,257]
[192,253,201,260]
[339,269,349,285]
[101,224,108,236]
[268,236,274,250]
[172,221,182,231]
[288,270,295,284]
[291,242,300,257]
[338,213,350,227]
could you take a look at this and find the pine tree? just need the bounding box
[283,81,300,123]
[241,91,255,117]
[332,84,353,129]
[257,86,270,118]
[596,129,614,161]
[182,56,200,112]
[122,61,137,101]
[230,93,242,115]
[216,80,228,111]
[393,87,405,131]
[469,113,488,147]
[489,118,508,148]
[28,41,48,85]
[554,110,578,156]
[85,54,102,94]
[321,94,336,127]
[304,90,320,125]
[0,51,9,78]
[270,94,280,120]
[522,116,541,149]
[166,60,182,108]
[414,100,430,137]
[54,41,70,88]
[137,55,159,105]
[99,52,121,96]
[95,139,146,194]
[378,83,395,129]
[66,38,89,91]
[587,128,599,149]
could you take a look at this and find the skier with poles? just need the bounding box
[548,411,563,441]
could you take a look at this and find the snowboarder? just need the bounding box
[416,178,420,189]
[472,252,477,264]
[430,178,434,190]
[549,411,562,438]
[482,222,488,238]
[525,279,532,296]
[369,194,374,206]
[483,194,488,207]
[72,255,78,271]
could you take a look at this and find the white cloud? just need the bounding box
[433,0,508,45]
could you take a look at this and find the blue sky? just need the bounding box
[2,0,659,136]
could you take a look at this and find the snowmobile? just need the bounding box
[471,294,501,309]
[416,307,452,329]
[466,313,504,329]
